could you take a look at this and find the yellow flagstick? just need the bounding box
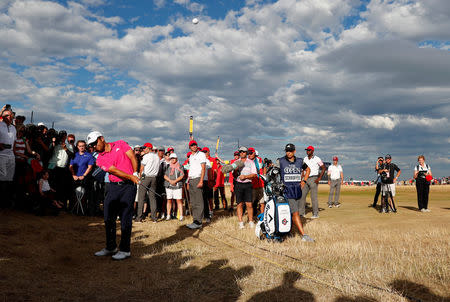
[215,136,220,154]
[189,116,194,140]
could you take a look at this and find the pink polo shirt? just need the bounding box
[96,140,133,183]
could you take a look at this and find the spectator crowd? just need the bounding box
[0,105,446,234]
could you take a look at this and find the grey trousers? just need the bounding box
[137,176,157,220]
[328,179,341,205]
[189,178,204,224]
[299,176,319,216]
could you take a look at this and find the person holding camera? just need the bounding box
[414,155,432,212]
[48,130,74,209]
[371,157,384,208]
[0,106,17,207]
[377,154,401,213]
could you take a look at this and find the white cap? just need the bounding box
[255,150,259,156]
[86,131,102,145]
[134,145,141,149]
[37,122,45,126]
[169,153,178,159]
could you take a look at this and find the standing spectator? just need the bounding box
[47,130,74,209]
[300,146,325,219]
[164,153,185,221]
[378,154,401,213]
[186,140,207,229]
[136,143,160,222]
[69,140,95,215]
[0,107,17,207]
[327,156,344,208]
[201,147,214,218]
[90,131,139,261]
[248,147,265,214]
[156,146,167,219]
[216,151,239,212]
[213,158,227,209]
[67,134,77,153]
[276,143,313,241]
[414,155,432,212]
[371,157,384,208]
[233,146,257,229]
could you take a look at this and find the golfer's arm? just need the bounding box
[395,169,401,179]
[108,166,133,182]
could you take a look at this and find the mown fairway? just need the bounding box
[1,185,449,301]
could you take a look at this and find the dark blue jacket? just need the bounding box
[278,156,303,199]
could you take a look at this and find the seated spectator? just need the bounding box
[39,170,63,209]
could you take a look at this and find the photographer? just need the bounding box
[0,106,16,207]
[377,154,401,213]
[48,130,74,209]
[413,155,432,212]
[371,157,384,208]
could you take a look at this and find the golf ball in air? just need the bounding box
[192,18,199,24]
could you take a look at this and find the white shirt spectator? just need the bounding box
[188,150,207,179]
[141,152,161,177]
[328,165,343,180]
[303,155,324,176]
[235,158,257,184]
[203,159,212,181]
[0,121,16,156]
[48,144,74,168]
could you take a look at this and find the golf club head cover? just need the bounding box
[221,160,244,174]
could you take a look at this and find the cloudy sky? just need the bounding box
[2,0,449,179]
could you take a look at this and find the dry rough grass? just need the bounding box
[1,185,449,301]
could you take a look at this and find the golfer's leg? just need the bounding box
[104,184,118,251]
[118,184,136,253]
[292,212,304,236]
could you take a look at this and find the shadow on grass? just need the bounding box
[441,207,450,210]
[333,295,375,302]
[247,271,314,301]
[398,206,420,212]
[389,279,450,302]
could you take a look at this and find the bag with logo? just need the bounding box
[255,166,291,242]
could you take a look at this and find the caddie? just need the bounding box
[277,143,313,241]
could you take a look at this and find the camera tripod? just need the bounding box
[381,183,397,213]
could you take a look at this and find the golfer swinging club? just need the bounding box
[88,131,140,260]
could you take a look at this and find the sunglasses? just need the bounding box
[239,150,247,153]
[248,151,254,154]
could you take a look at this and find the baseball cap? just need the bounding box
[305,145,314,151]
[202,147,210,153]
[333,156,338,161]
[167,147,174,152]
[233,151,239,156]
[143,142,153,149]
[37,122,45,127]
[285,143,295,152]
[255,150,259,156]
[86,131,102,145]
[157,146,165,151]
[169,153,177,159]
[248,147,255,153]
[238,146,248,152]
[187,151,192,158]
[189,140,197,146]
[385,154,391,159]
[134,145,141,149]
